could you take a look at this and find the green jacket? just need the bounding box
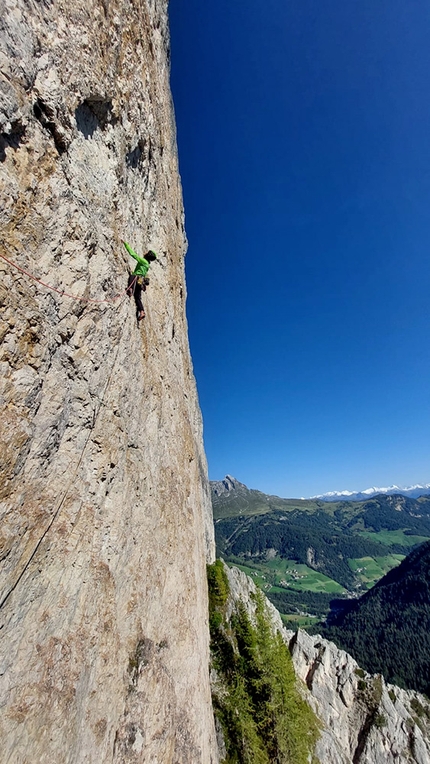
[123,241,156,276]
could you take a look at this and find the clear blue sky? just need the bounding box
[169,0,430,498]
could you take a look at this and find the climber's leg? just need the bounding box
[134,282,145,319]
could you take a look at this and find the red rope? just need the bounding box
[0,251,134,305]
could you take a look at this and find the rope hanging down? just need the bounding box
[0,304,128,611]
[0,251,133,304]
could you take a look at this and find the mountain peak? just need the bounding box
[211,475,246,496]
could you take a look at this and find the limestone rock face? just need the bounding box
[290,628,430,764]
[222,565,430,764]
[0,1,217,762]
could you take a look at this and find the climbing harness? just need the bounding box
[0,251,133,305]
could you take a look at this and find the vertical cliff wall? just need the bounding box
[0,1,217,761]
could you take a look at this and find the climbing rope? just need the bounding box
[0,303,129,611]
[0,251,133,304]
[0,246,144,609]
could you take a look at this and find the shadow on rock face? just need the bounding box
[0,122,26,162]
[75,98,115,139]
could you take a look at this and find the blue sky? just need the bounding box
[169,0,430,498]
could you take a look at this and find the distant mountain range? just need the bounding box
[211,475,430,502]
[310,484,430,501]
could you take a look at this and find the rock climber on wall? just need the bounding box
[122,240,157,321]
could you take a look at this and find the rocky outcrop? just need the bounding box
[0,1,217,762]
[210,475,273,519]
[222,564,430,764]
[211,475,246,497]
[291,628,430,764]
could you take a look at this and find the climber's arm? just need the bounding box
[122,240,145,265]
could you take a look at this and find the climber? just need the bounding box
[122,240,157,321]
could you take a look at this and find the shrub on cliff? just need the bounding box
[207,563,319,764]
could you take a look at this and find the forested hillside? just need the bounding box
[320,541,430,695]
[217,510,395,588]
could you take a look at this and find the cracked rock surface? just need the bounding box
[0,1,217,762]
[290,628,430,764]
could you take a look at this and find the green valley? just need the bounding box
[211,477,430,624]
